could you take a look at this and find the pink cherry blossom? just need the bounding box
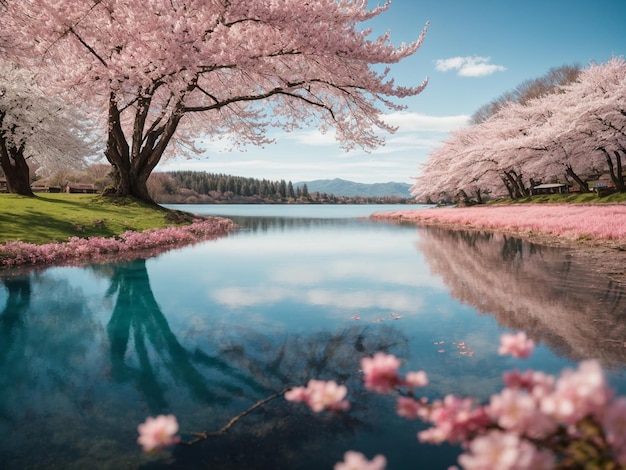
[540,359,611,425]
[498,332,534,359]
[487,388,556,439]
[405,370,429,388]
[285,380,349,413]
[137,414,180,453]
[396,396,426,420]
[361,352,402,393]
[502,369,555,400]
[418,394,492,445]
[457,430,554,470]
[334,451,387,470]
[603,397,626,465]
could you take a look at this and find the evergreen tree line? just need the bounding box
[166,171,306,199]
[149,171,411,204]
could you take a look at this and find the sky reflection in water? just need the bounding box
[1,204,626,469]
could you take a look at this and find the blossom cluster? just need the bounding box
[284,379,350,413]
[284,332,626,469]
[137,414,180,453]
[0,217,236,268]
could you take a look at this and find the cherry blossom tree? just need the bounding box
[2,0,428,204]
[0,61,95,196]
[413,58,626,203]
[553,57,626,191]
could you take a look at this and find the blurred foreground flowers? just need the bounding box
[139,331,626,469]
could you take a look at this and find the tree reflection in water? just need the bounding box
[105,258,258,413]
[418,227,626,366]
[102,259,416,469]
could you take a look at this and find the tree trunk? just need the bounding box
[102,91,182,205]
[565,166,591,193]
[503,171,524,199]
[0,136,34,196]
[474,188,484,204]
[598,146,625,192]
[501,176,514,199]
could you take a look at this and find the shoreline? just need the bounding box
[371,204,626,285]
[0,216,237,270]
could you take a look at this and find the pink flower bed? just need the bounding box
[371,204,626,242]
[0,217,236,268]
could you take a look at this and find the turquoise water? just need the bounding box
[1,204,626,469]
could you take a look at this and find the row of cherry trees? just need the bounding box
[0,0,428,203]
[411,57,626,204]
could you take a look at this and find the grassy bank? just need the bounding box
[491,192,626,204]
[0,193,192,245]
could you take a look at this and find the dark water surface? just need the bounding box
[1,204,626,469]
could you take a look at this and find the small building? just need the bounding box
[531,183,569,195]
[0,178,7,193]
[65,183,97,194]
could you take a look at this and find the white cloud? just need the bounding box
[435,56,507,77]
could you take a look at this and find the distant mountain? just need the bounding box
[294,178,412,198]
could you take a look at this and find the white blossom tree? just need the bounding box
[2,0,428,204]
[0,61,95,195]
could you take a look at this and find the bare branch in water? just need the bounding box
[184,387,291,446]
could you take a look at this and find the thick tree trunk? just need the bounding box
[503,171,525,199]
[598,146,625,192]
[102,91,183,205]
[565,166,591,193]
[0,137,34,196]
[501,176,514,199]
[474,188,484,204]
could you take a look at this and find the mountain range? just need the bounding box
[294,178,412,198]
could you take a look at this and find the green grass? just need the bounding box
[0,193,193,245]
[490,191,626,205]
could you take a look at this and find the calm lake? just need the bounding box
[2,204,626,469]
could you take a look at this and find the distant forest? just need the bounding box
[148,171,412,204]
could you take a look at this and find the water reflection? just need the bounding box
[0,256,428,469]
[418,227,626,366]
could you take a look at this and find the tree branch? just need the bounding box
[184,387,291,446]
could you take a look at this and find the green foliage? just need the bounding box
[0,193,180,244]
[152,171,412,204]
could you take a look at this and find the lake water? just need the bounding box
[2,204,626,469]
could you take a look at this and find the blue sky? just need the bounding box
[160,0,626,184]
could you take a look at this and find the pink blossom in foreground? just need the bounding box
[285,380,350,413]
[361,352,402,393]
[502,369,554,400]
[457,430,554,470]
[396,396,426,420]
[487,388,556,439]
[137,414,180,452]
[334,451,387,470]
[540,359,611,425]
[498,332,534,359]
[418,394,492,445]
[603,397,626,465]
[405,370,429,388]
